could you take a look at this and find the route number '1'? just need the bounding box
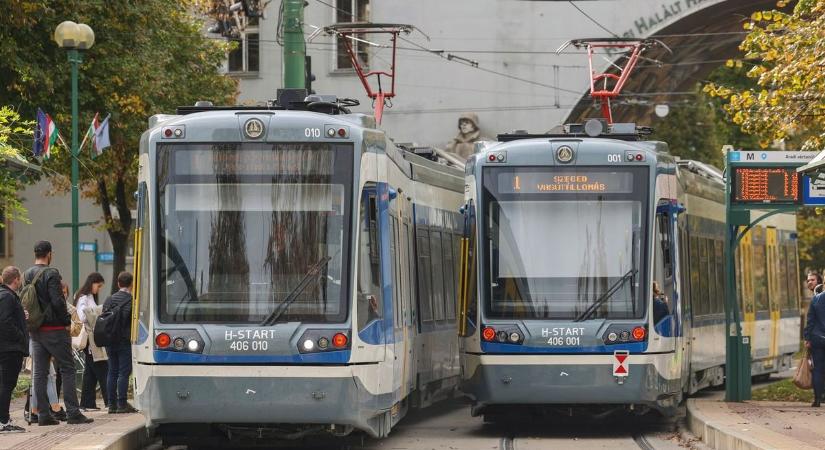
[305,128,321,138]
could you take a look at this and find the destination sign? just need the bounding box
[170,143,336,176]
[732,167,800,204]
[497,171,634,194]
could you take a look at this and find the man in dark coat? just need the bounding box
[25,241,92,425]
[103,271,137,414]
[0,266,28,433]
[804,290,825,407]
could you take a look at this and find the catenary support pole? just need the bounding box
[282,0,306,88]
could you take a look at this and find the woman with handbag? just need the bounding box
[804,290,825,407]
[73,273,108,411]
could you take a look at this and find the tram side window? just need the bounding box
[696,237,710,315]
[431,230,446,321]
[713,239,725,314]
[357,194,382,331]
[753,238,769,313]
[785,244,800,310]
[417,227,433,323]
[678,223,692,317]
[405,223,416,323]
[390,217,400,328]
[688,236,700,315]
[444,232,457,321]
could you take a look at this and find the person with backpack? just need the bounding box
[0,266,28,433]
[73,272,108,410]
[24,241,93,425]
[101,272,137,414]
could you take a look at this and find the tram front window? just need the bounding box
[157,143,353,323]
[482,166,649,320]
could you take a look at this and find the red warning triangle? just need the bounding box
[615,354,628,364]
[615,364,627,374]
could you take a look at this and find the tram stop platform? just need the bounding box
[0,399,149,450]
[687,398,825,450]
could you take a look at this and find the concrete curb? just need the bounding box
[685,399,819,450]
[52,415,151,450]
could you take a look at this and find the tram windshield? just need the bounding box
[156,143,353,323]
[482,166,649,320]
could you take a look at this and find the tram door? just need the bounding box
[739,229,756,342]
[766,227,780,369]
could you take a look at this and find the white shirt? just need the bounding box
[75,294,97,324]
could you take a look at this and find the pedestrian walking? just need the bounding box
[102,272,137,414]
[0,266,29,433]
[804,290,825,407]
[25,241,93,425]
[73,272,108,410]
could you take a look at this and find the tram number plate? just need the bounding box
[225,330,274,352]
[542,327,584,346]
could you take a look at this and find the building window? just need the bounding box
[228,16,260,73]
[335,0,370,70]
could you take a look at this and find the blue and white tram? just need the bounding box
[456,124,801,418]
[129,93,464,444]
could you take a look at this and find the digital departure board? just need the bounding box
[732,167,800,204]
[497,171,634,194]
[169,143,337,176]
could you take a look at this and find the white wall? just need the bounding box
[235,0,728,145]
[12,180,115,293]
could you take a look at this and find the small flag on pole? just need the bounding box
[44,114,59,159]
[33,108,59,159]
[80,112,99,156]
[93,114,111,156]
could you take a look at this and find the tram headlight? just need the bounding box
[297,330,350,353]
[302,339,315,351]
[508,332,521,343]
[155,329,205,353]
[607,332,618,343]
[632,326,647,341]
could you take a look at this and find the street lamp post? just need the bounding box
[54,21,95,294]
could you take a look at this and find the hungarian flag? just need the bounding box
[33,108,59,159]
[93,114,111,156]
[44,114,59,159]
[83,112,100,157]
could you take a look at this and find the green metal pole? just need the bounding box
[724,150,751,402]
[69,49,81,294]
[282,0,305,88]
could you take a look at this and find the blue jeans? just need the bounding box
[105,343,132,408]
[812,346,825,402]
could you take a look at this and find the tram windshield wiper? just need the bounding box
[260,255,333,326]
[574,268,638,322]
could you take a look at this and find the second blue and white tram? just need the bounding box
[456,124,801,418]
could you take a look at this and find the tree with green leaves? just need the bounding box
[704,0,825,150]
[1,1,237,287]
[0,106,35,226]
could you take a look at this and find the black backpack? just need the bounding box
[93,303,123,347]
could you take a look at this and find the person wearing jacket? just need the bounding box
[0,266,28,433]
[73,272,108,411]
[25,241,92,425]
[804,290,825,407]
[102,271,137,414]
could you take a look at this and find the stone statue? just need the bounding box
[446,112,487,160]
